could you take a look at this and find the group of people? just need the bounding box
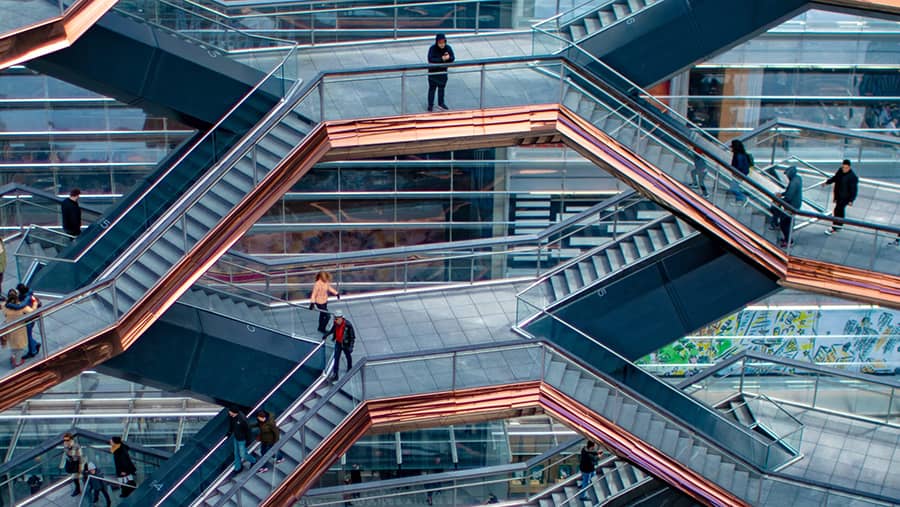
[226,408,285,475]
[224,270,356,477]
[311,271,357,382]
[0,187,82,369]
[61,433,138,503]
[696,138,867,250]
[1,283,41,367]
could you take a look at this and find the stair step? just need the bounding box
[569,24,587,41]
[611,2,631,19]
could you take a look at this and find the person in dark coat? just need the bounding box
[823,159,859,235]
[110,436,137,497]
[728,140,751,203]
[252,410,284,473]
[61,188,82,236]
[426,33,455,112]
[777,166,803,248]
[578,441,599,500]
[322,310,356,381]
[227,408,257,473]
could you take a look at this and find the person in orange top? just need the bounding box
[310,271,339,334]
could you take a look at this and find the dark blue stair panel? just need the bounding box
[568,0,808,86]
[527,232,779,360]
[98,302,319,408]
[27,9,277,128]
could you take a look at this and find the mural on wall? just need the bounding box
[638,307,900,377]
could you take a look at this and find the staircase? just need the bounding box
[528,456,655,507]
[90,109,311,314]
[534,215,697,311]
[713,393,801,466]
[560,0,660,43]
[197,380,360,506]
[541,355,761,502]
[177,286,272,327]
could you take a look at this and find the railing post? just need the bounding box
[400,71,407,115]
[319,82,325,121]
[770,136,777,166]
[252,145,259,185]
[738,357,745,394]
[479,64,486,108]
[37,315,48,360]
[469,250,475,284]
[811,371,819,408]
[888,388,896,425]
[451,351,457,391]
[870,229,879,270]
[475,0,481,33]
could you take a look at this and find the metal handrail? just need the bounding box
[51,39,299,268]
[212,189,641,274]
[115,0,297,49]
[557,458,641,507]
[206,339,543,505]
[4,54,899,372]
[210,337,895,505]
[0,427,171,486]
[738,117,900,147]
[154,339,327,506]
[548,51,900,235]
[176,287,320,344]
[514,213,684,305]
[302,437,585,503]
[675,350,900,391]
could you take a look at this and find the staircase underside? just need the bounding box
[260,381,746,507]
[2,104,896,413]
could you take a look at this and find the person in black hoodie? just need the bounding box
[426,33,455,112]
[110,436,137,498]
[227,408,257,473]
[60,188,82,236]
[823,159,859,235]
[777,166,803,248]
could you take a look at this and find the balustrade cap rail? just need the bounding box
[220,188,638,269]
[676,349,900,391]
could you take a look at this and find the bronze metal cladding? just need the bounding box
[259,382,744,507]
[0,0,118,70]
[2,104,897,415]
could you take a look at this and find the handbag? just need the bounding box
[119,475,137,497]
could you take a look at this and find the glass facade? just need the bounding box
[0,67,194,199]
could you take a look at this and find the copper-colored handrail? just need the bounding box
[554,107,900,307]
[258,381,744,507]
[2,103,898,412]
[0,0,119,70]
[815,0,900,15]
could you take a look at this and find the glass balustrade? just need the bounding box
[679,353,900,428]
